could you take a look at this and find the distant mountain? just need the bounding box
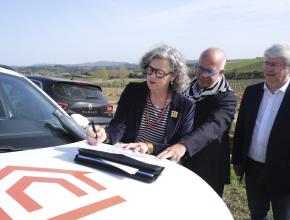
[29,61,138,68]
[74,61,137,68]
[15,60,198,74]
[14,61,141,76]
[186,60,197,66]
[22,60,198,68]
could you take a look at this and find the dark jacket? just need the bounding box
[181,90,237,185]
[232,82,290,195]
[106,82,195,155]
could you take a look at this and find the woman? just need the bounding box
[87,45,194,161]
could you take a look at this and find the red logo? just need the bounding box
[0,165,125,219]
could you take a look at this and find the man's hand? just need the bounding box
[157,143,187,162]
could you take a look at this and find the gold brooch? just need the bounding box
[171,111,178,118]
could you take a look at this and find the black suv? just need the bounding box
[27,76,113,125]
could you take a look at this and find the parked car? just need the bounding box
[27,75,113,125]
[0,65,86,152]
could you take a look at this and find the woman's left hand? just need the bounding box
[157,143,187,162]
[118,142,148,154]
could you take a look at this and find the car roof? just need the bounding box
[0,64,16,71]
[27,75,102,91]
[0,65,22,77]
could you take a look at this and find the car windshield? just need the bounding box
[0,73,83,152]
[53,83,107,101]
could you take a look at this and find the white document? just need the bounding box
[100,159,139,174]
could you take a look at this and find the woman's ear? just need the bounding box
[171,73,177,81]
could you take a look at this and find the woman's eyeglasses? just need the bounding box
[195,64,219,77]
[144,66,172,78]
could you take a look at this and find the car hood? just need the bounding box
[0,141,233,220]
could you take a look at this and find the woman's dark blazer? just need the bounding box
[106,82,195,155]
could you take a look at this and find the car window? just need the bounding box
[1,77,52,120]
[53,83,107,101]
[0,74,80,151]
[30,79,43,89]
[0,99,5,118]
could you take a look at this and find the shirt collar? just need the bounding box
[264,77,290,94]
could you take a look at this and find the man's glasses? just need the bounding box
[144,66,172,78]
[195,64,219,77]
[264,61,285,68]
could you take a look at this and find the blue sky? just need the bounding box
[1,0,290,66]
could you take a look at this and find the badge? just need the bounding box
[171,111,178,118]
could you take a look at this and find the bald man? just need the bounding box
[158,48,237,197]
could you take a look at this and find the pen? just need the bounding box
[91,121,97,133]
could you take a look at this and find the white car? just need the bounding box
[0,65,86,152]
[0,66,233,220]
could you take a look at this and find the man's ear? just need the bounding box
[286,66,290,73]
[219,69,225,75]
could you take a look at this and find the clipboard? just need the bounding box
[74,148,165,183]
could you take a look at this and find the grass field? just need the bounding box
[226,58,263,73]
[228,79,263,105]
[224,168,249,219]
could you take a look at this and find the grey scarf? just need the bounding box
[183,74,232,102]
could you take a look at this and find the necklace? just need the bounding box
[145,92,169,129]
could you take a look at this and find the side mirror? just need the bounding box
[71,114,89,129]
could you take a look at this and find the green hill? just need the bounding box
[225,58,263,73]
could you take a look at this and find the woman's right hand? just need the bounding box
[86,125,107,145]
